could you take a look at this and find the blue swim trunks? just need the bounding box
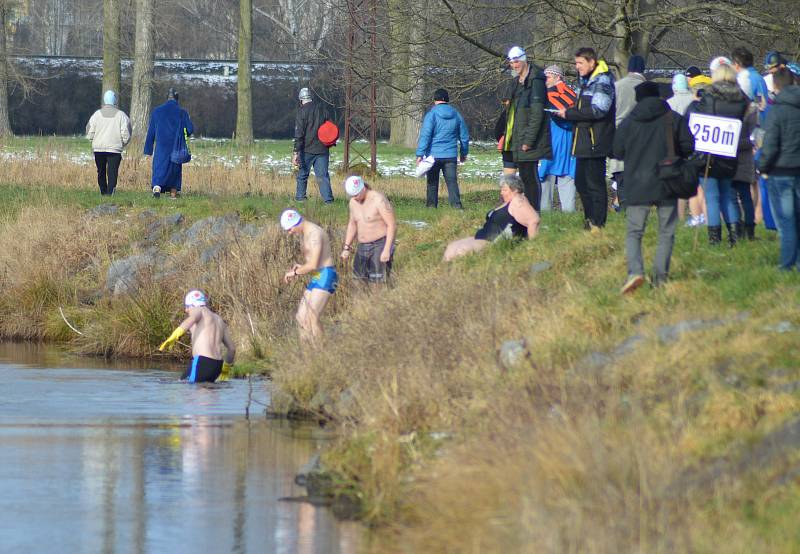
[306,266,338,294]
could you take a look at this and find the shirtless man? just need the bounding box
[158,289,236,383]
[340,175,397,284]
[280,209,338,342]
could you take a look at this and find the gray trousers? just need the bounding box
[540,175,576,212]
[626,201,678,282]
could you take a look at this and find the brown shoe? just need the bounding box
[621,274,645,295]
[169,189,178,199]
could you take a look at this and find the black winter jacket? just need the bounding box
[504,65,552,162]
[563,60,616,158]
[613,98,695,206]
[293,101,329,155]
[758,85,800,175]
[686,81,749,179]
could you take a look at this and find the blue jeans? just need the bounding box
[295,151,333,202]
[732,180,755,225]
[759,175,777,230]
[426,159,462,208]
[701,176,738,227]
[766,175,800,270]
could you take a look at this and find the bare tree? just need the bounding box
[253,0,334,61]
[0,0,12,136]
[130,0,154,139]
[102,0,121,95]
[236,0,254,144]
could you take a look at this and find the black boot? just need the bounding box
[708,225,722,245]
[735,221,744,240]
[725,223,737,247]
[745,223,756,240]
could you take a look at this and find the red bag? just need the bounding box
[317,120,339,147]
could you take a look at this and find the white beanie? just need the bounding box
[280,209,303,231]
[103,90,117,106]
[344,175,365,196]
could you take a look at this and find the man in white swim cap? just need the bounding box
[280,209,337,342]
[341,175,397,284]
[158,289,236,383]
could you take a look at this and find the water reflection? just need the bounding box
[0,342,361,553]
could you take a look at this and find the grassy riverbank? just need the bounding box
[1,142,799,552]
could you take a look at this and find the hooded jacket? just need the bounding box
[758,85,800,175]
[293,100,330,155]
[415,103,469,159]
[612,97,695,206]
[667,90,695,116]
[686,80,749,179]
[563,59,616,158]
[86,104,131,154]
[503,64,552,162]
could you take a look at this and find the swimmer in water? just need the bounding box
[159,289,236,383]
[280,209,337,343]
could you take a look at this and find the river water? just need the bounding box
[0,342,361,554]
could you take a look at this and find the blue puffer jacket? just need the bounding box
[415,103,469,159]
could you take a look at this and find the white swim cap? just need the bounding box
[184,289,207,308]
[280,209,303,230]
[344,175,365,196]
[507,46,526,62]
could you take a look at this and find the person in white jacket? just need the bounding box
[86,90,131,195]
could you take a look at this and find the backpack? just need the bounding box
[657,111,699,199]
[317,120,339,147]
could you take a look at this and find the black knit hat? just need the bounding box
[433,88,449,102]
[635,81,660,102]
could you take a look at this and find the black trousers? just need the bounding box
[94,152,122,195]
[575,157,608,227]
[517,161,541,212]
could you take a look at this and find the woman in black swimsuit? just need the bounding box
[443,174,540,261]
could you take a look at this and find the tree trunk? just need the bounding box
[388,1,424,149]
[0,1,12,137]
[102,0,121,95]
[130,0,155,140]
[236,0,254,145]
[387,0,410,147]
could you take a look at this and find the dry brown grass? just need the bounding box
[0,153,491,200]
[0,201,360,360]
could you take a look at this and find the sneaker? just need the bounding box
[621,274,645,295]
[169,189,178,199]
[698,214,706,225]
[152,185,161,198]
[589,223,603,235]
[686,215,700,227]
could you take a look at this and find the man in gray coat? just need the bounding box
[609,55,647,209]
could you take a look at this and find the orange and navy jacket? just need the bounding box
[547,82,577,111]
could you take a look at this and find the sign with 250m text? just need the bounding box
[688,113,742,158]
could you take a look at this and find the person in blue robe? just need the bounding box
[144,88,194,198]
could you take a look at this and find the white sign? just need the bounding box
[688,113,742,158]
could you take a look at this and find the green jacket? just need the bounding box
[504,65,552,162]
